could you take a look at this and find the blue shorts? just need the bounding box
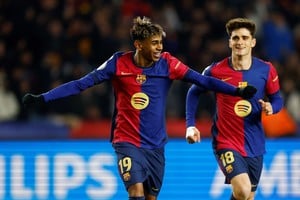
[214,149,263,191]
[113,142,165,196]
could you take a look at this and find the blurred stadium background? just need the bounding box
[0,0,299,199]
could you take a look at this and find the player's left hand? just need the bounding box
[186,127,200,144]
[259,99,273,115]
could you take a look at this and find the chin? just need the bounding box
[153,57,160,62]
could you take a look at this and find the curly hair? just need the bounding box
[226,18,256,37]
[130,16,166,41]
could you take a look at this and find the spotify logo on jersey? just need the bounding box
[131,92,149,110]
[234,100,252,117]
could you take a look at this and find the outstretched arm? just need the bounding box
[183,69,257,99]
[22,52,118,107]
[22,72,97,107]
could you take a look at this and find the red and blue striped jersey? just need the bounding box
[203,57,282,157]
[43,51,189,149]
[108,51,188,149]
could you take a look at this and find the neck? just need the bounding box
[134,52,153,67]
[231,55,252,70]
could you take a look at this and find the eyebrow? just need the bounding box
[231,35,250,39]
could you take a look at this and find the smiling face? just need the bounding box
[229,28,256,58]
[134,34,163,67]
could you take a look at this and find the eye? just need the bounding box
[242,36,249,40]
[232,36,239,41]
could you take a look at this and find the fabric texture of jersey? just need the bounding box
[204,57,280,157]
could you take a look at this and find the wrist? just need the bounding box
[186,126,195,138]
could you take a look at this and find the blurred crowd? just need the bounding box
[0,0,299,128]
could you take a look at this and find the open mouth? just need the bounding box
[153,52,161,59]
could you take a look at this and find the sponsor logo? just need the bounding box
[234,100,252,117]
[131,92,149,110]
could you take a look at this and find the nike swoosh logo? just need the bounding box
[272,76,278,82]
[221,77,232,81]
[121,72,133,75]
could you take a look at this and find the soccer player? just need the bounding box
[185,18,283,200]
[23,16,256,200]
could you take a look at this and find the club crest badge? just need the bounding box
[123,172,131,181]
[136,74,146,84]
[226,164,233,174]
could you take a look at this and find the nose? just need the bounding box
[236,38,243,45]
[157,43,163,50]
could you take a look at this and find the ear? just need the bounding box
[228,39,233,49]
[251,38,256,48]
[134,40,143,50]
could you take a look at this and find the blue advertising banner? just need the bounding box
[0,139,299,200]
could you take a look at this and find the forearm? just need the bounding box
[268,91,284,114]
[43,73,96,102]
[186,84,203,127]
[184,69,237,95]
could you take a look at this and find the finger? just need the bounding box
[187,136,196,144]
[258,99,265,105]
[195,133,200,143]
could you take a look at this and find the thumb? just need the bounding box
[258,99,265,105]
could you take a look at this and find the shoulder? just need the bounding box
[114,51,133,60]
[253,57,274,68]
[110,51,135,67]
[159,52,174,61]
[204,57,229,75]
[161,51,171,57]
[252,57,277,72]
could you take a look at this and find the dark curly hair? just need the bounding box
[130,16,166,41]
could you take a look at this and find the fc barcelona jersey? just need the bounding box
[204,57,280,157]
[43,51,189,149]
[107,51,188,149]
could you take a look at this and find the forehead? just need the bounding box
[141,34,162,43]
[230,28,252,38]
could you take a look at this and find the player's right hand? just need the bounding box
[22,93,45,108]
[236,85,257,99]
[186,126,201,144]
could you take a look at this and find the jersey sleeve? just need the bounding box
[185,84,205,127]
[266,62,280,95]
[43,53,118,102]
[184,69,237,95]
[162,52,189,79]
